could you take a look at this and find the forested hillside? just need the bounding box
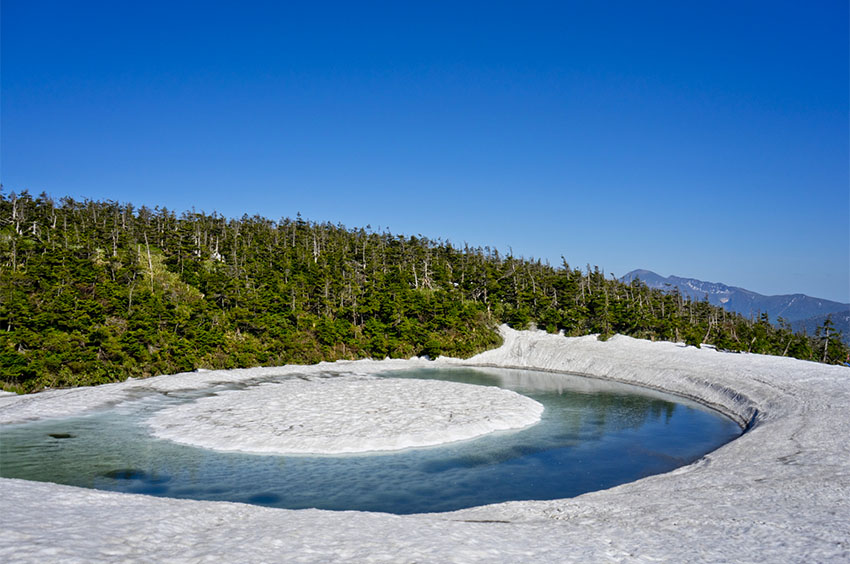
[1,191,847,392]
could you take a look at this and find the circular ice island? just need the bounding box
[147,376,544,454]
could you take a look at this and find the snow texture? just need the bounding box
[0,358,432,425]
[147,376,543,454]
[2,326,849,563]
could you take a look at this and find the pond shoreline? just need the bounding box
[1,326,848,562]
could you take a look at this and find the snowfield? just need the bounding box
[1,326,849,563]
[148,376,544,454]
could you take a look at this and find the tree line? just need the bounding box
[1,190,846,392]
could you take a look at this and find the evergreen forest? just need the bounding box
[1,190,847,393]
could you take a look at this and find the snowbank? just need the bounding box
[148,376,543,454]
[0,358,432,425]
[1,326,849,563]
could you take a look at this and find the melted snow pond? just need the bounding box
[0,367,741,514]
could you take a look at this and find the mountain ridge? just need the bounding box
[621,269,849,342]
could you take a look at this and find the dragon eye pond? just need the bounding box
[0,366,741,514]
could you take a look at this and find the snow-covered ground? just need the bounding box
[1,326,849,563]
[148,376,543,454]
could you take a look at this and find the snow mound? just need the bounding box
[147,376,543,454]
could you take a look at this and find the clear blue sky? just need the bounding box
[2,1,848,302]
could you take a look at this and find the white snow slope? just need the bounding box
[1,326,849,563]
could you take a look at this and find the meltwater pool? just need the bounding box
[0,366,741,514]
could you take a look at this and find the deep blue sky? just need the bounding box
[2,1,848,302]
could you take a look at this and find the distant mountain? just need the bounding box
[620,270,849,340]
[792,310,850,342]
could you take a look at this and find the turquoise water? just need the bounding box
[0,367,741,514]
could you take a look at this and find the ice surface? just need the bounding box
[0,358,432,425]
[148,376,543,454]
[2,326,849,563]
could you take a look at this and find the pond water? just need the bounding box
[0,367,741,514]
